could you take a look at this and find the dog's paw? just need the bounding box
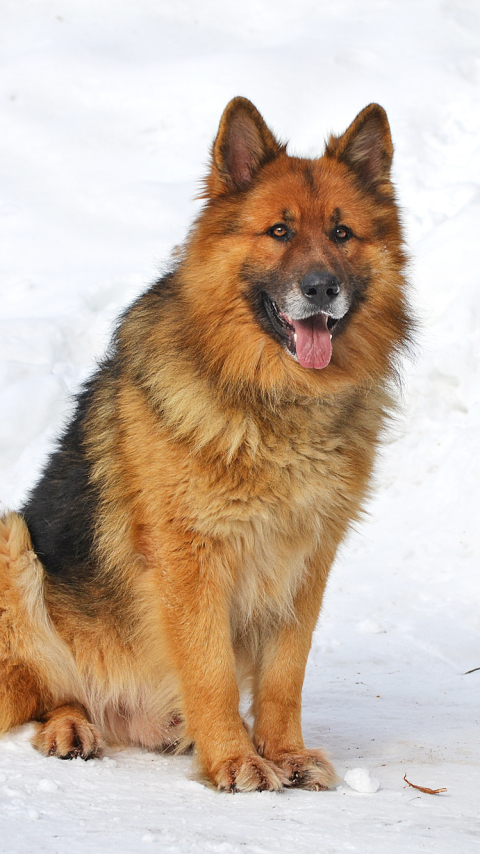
[213,754,288,792]
[270,749,338,790]
[32,704,103,760]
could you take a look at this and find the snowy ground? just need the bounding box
[1,1,480,851]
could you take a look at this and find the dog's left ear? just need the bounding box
[326,104,393,191]
[204,97,283,197]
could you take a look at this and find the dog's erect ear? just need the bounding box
[204,97,283,197]
[326,104,393,191]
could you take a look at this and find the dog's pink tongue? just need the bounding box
[293,314,332,370]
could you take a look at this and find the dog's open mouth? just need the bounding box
[262,292,339,370]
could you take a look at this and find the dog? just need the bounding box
[0,97,411,792]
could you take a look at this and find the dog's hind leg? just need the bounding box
[0,512,75,738]
[0,512,50,733]
[32,704,102,759]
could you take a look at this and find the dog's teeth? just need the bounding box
[330,334,332,340]
[294,333,297,343]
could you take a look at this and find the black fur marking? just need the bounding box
[242,269,285,348]
[22,378,103,586]
[21,272,177,593]
[302,165,316,191]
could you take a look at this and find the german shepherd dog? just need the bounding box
[0,98,410,792]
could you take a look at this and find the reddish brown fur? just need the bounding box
[0,99,410,791]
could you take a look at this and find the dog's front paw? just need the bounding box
[269,749,338,791]
[32,704,102,760]
[212,754,288,792]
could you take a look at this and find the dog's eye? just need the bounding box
[333,225,352,242]
[267,223,291,241]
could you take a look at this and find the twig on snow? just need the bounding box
[403,774,447,795]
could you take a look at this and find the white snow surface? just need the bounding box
[1,1,479,851]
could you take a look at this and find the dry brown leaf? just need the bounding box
[403,773,447,795]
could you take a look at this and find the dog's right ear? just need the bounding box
[203,97,283,198]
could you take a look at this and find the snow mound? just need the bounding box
[344,768,381,794]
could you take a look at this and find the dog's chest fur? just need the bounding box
[182,394,375,626]
[98,378,381,631]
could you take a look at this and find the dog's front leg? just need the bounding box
[252,546,340,790]
[157,532,285,792]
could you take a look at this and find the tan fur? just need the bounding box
[0,99,410,791]
[31,704,102,759]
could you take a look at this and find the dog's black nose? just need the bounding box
[300,271,340,306]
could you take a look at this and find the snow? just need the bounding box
[344,769,380,794]
[1,0,480,851]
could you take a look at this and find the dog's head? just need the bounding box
[182,98,410,396]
